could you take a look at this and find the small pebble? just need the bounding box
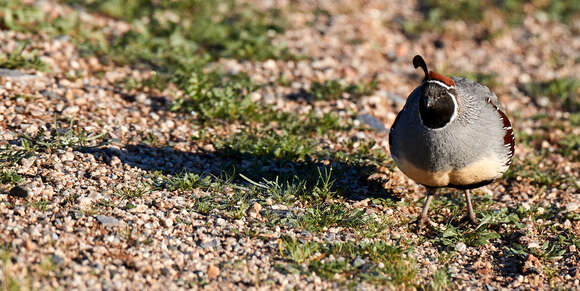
[207,265,220,279]
[565,202,578,213]
[455,242,467,252]
[248,202,262,218]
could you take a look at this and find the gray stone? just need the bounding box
[200,239,220,249]
[96,215,120,226]
[0,69,40,86]
[40,90,61,99]
[353,257,366,267]
[455,242,467,252]
[387,92,406,105]
[356,114,387,132]
[565,202,578,213]
[0,69,34,78]
[51,254,65,266]
[324,233,336,242]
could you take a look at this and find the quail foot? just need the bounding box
[389,55,514,228]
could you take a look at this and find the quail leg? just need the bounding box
[418,188,435,228]
[464,189,478,225]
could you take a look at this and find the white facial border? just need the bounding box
[427,79,452,90]
[446,91,458,123]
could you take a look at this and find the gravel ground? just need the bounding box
[0,0,578,290]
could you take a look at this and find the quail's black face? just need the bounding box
[411,55,458,129]
[419,83,456,129]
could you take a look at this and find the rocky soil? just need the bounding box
[0,0,578,290]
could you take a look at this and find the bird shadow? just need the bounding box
[78,142,400,203]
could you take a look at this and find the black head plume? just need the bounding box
[413,55,429,81]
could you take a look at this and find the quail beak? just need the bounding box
[423,96,435,109]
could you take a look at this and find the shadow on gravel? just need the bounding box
[118,90,170,113]
[79,143,400,202]
[285,88,313,101]
[491,231,529,280]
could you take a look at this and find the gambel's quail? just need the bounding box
[389,55,514,228]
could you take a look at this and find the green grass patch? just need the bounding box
[211,126,385,181]
[402,0,580,37]
[427,193,493,224]
[535,0,580,24]
[331,139,391,169]
[216,129,318,162]
[296,203,369,232]
[0,169,22,185]
[570,113,580,126]
[421,0,487,23]
[168,166,390,239]
[504,155,576,190]
[401,0,489,38]
[505,231,579,266]
[294,203,388,237]
[424,194,525,249]
[428,266,451,291]
[1,145,34,167]
[507,126,578,190]
[169,68,348,134]
[19,119,109,154]
[279,237,321,264]
[434,207,524,248]
[279,237,417,286]
[169,71,260,122]
[513,116,578,163]
[556,134,580,162]
[454,72,498,89]
[515,129,544,149]
[71,0,292,64]
[189,196,220,216]
[166,172,215,192]
[0,42,46,71]
[121,72,172,93]
[521,78,580,112]
[116,184,149,200]
[247,176,307,206]
[213,131,391,204]
[309,77,378,101]
[202,191,252,219]
[239,166,337,204]
[30,199,51,211]
[164,172,251,219]
[1,0,293,73]
[0,0,69,32]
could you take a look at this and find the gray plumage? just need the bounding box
[389,77,511,181]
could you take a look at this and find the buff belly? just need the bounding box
[394,155,507,187]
